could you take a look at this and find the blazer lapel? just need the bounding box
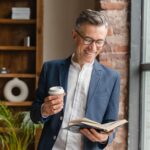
[86,60,102,110]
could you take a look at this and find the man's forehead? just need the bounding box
[79,24,108,35]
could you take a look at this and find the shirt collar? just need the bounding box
[71,53,94,70]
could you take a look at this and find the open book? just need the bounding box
[64,118,128,133]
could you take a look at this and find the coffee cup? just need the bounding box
[48,86,64,96]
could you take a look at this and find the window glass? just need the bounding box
[142,0,150,63]
[141,1,150,149]
[141,72,150,150]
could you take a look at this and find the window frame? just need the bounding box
[129,0,150,150]
[128,0,142,149]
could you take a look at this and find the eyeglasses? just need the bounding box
[75,30,105,47]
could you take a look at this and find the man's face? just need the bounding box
[72,24,108,66]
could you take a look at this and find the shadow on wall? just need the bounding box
[43,0,95,61]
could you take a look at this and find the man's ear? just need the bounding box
[72,29,77,40]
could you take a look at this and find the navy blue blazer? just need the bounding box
[30,56,120,150]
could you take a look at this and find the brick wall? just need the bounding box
[96,0,129,150]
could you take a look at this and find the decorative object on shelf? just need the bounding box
[11,7,31,19]
[0,67,9,74]
[0,0,43,148]
[24,36,30,47]
[3,78,29,102]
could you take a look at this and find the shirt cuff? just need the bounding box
[41,103,49,118]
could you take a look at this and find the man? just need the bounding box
[30,9,120,150]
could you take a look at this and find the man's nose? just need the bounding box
[89,41,97,50]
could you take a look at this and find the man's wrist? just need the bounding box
[41,104,49,118]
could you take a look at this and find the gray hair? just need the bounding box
[75,9,109,30]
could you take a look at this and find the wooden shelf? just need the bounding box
[0,101,32,106]
[0,73,36,78]
[0,18,36,24]
[0,0,43,149]
[0,46,36,51]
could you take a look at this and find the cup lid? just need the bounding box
[48,86,64,95]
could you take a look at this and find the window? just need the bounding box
[141,72,150,149]
[129,0,150,150]
[140,1,150,149]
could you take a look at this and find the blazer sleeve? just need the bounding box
[98,72,120,149]
[30,62,48,123]
[103,71,120,122]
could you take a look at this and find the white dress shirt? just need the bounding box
[52,56,93,150]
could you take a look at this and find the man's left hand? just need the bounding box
[80,128,113,143]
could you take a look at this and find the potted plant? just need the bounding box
[0,104,42,150]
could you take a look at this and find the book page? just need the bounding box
[68,118,128,132]
[100,119,128,131]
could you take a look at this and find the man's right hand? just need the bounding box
[41,94,64,117]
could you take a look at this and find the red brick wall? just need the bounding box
[96,1,129,150]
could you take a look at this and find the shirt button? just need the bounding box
[53,136,56,140]
[60,116,63,120]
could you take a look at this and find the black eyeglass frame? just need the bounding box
[75,30,105,47]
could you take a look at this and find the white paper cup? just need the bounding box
[48,86,64,96]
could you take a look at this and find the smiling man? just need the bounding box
[30,9,120,150]
[72,18,107,66]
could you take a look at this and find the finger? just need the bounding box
[90,129,109,142]
[44,95,59,102]
[52,102,64,110]
[42,96,64,116]
[45,97,63,107]
[90,129,103,139]
[50,98,63,105]
[45,100,63,111]
[43,99,63,113]
[80,129,97,142]
[41,104,53,116]
[53,105,63,114]
[46,103,63,115]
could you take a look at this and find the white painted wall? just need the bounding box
[43,0,95,61]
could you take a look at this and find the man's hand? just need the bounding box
[41,94,64,117]
[80,128,113,143]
